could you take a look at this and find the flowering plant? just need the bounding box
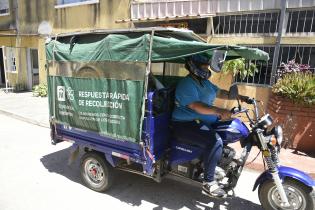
[277,59,311,78]
[273,60,315,105]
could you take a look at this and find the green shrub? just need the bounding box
[272,72,315,105]
[221,58,258,80]
[32,84,48,97]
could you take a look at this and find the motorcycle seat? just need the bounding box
[170,126,210,149]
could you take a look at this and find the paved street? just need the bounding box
[0,113,263,210]
[0,90,314,179]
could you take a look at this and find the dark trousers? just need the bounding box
[172,121,223,182]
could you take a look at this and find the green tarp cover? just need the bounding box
[47,76,144,142]
[46,31,269,143]
[46,33,269,63]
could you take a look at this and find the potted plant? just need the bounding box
[268,59,315,154]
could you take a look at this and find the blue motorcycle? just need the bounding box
[167,84,315,210]
[47,28,315,210]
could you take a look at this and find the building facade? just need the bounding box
[0,0,314,109]
[0,0,129,91]
[130,0,315,108]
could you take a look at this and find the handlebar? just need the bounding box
[230,107,248,115]
[232,96,261,126]
[238,96,256,104]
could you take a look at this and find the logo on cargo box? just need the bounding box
[57,86,65,101]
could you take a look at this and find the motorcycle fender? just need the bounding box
[252,166,315,191]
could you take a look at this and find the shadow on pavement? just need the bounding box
[41,146,263,210]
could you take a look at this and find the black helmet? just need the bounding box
[185,54,211,80]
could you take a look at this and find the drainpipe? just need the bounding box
[270,0,287,85]
[12,0,22,90]
[12,0,19,32]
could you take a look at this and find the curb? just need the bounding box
[244,161,315,179]
[0,110,49,128]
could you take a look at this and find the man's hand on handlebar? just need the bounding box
[217,109,232,120]
[237,95,248,102]
[237,95,255,104]
[230,106,248,115]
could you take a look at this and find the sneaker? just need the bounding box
[202,181,227,198]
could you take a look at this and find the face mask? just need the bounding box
[187,60,211,80]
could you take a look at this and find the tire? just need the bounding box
[258,179,314,210]
[80,151,113,192]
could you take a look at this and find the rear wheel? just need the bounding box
[258,179,314,210]
[80,151,113,192]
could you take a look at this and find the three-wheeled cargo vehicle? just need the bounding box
[46,27,315,210]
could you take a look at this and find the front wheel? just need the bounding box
[258,179,314,210]
[80,151,113,192]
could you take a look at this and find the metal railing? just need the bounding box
[234,46,274,86]
[286,9,315,34]
[213,12,280,36]
[235,45,315,86]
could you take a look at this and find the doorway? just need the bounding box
[27,48,39,89]
[0,48,5,85]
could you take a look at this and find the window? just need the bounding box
[4,47,17,73]
[0,0,9,16]
[234,45,315,86]
[55,0,99,8]
[278,46,315,74]
[213,12,280,35]
[286,9,315,33]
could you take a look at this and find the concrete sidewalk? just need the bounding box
[230,143,315,179]
[0,91,49,128]
[0,90,314,179]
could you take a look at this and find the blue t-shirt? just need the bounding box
[172,75,219,124]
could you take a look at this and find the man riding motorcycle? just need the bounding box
[172,54,238,198]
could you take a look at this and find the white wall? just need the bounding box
[131,0,315,20]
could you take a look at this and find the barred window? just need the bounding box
[234,46,274,86]
[278,46,315,73]
[213,12,280,35]
[234,45,315,86]
[286,9,315,33]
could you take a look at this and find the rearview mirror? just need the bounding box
[210,50,227,72]
[228,84,239,99]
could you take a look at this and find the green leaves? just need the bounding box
[272,73,315,105]
[32,84,48,97]
[221,58,258,80]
